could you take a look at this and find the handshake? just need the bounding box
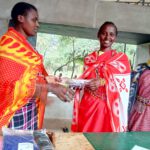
[45,76,75,102]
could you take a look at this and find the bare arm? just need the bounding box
[34,79,74,102]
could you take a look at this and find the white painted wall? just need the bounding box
[45,94,73,119]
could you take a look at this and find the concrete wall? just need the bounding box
[0,19,7,36]
[0,0,150,34]
[135,43,150,68]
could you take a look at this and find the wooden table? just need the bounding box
[55,132,94,150]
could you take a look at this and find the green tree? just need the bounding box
[36,33,136,77]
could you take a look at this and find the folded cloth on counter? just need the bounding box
[2,127,54,150]
[2,127,39,150]
[3,135,39,150]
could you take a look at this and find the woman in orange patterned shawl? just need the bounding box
[0,2,74,130]
[71,22,131,132]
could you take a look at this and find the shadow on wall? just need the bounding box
[0,19,7,36]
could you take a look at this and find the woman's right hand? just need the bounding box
[85,78,100,91]
[48,83,74,102]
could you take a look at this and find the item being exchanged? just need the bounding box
[62,79,91,88]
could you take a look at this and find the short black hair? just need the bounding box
[11,2,37,24]
[97,21,118,38]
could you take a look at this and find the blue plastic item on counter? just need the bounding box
[3,135,39,150]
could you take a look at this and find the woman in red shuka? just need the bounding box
[71,22,131,132]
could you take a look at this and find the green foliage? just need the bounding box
[36,33,137,77]
[112,43,125,52]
